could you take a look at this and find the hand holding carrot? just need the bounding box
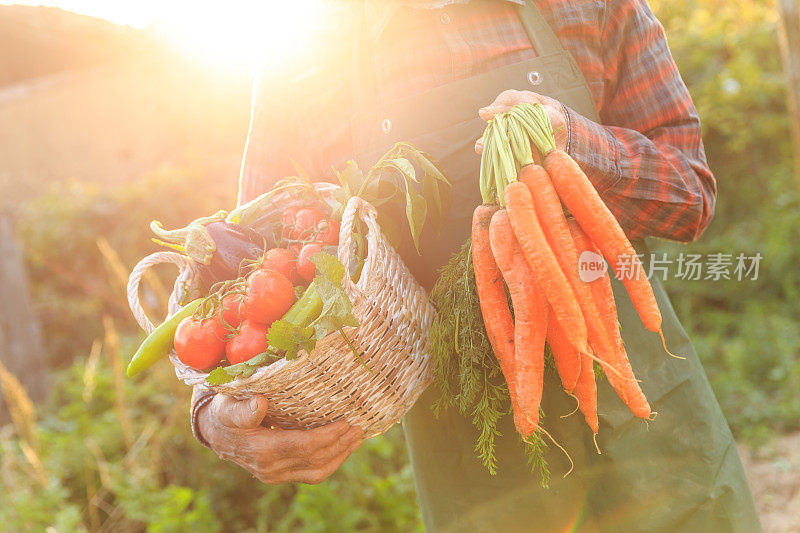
[475,90,568,155]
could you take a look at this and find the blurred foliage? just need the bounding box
[14,165,235,368]
[3,0,800,529]
[0,335,422,531]
[652,0,800,441]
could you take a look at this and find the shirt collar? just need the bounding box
[364,0,525,41]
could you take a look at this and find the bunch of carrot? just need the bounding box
[473,103,670,452]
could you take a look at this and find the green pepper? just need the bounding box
[283,281,323,327]
[127,299,202,378]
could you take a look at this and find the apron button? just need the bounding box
[527,70,543,86]
[440,13,451,25]
[381,119,392,134]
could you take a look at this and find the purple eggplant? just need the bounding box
[198,221,270,287]
[150,212,274,289]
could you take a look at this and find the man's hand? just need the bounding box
[197,394,364,485]
[475,90,568,155]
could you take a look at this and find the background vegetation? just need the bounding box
[1,0,798,530]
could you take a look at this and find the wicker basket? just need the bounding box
[126,189,435,438]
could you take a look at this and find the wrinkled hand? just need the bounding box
[475,89,568,155]
[198,394,364,485]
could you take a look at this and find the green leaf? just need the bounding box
[342,312,360,327]
[404,186,428,253]
[438,179,452,220]
[388,157,416,182]
[222,362,257,379]
[315,275,352,318]
[333,186,350,208]
[206,367,234,385]
[422,174,444,227]
[336,160,365,194]
[402,146,451,229]
[243,352,269,367]
[267,319,314,359]
[310,252,345,284]
[314,311,359,338]
[313,315,341,339]
[361,178,400,207]
[404,145,450,186]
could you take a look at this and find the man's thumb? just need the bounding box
[214,394,268,429]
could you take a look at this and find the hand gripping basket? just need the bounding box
[127,192,435,438]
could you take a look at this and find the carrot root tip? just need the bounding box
[592,432,602,455]
[659,330,685,360]
[560,392,580,419]
[539,426,574,478]
[583,351,637,382]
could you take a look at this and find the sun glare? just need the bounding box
[155,0,328,72]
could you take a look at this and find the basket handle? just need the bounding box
[338,196,380,288]
[127,251,197,335]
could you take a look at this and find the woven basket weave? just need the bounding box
[127,189,435,438]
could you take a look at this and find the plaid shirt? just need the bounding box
[240,0,715,242]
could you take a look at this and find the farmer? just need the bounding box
[191,0,761,530]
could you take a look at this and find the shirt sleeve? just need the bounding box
[564,0,716,243]
[190,385,217,449]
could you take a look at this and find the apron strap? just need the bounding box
[517,0,565,56]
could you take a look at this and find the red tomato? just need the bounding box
[261,248,302,285]
[291,208,326,240]
[297,243,324,282]
[243,269,295,325]
[314,219,340,245]
[226,320,270,364]
[174,316,227,370]
[281,206,301,227]
[281,206,301,240]
[219,293,244,329]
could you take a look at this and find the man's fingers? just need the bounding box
[258,422,360,472]
[291,436,364,485]
[212,420,364,484]
[248,425,364,483]
[475,137,483,155]
[212,394,269,430]
[268,420,352,459]
[303,426,364,468]
[479,90,543,121]
[479,89,521,120]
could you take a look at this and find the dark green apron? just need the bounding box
[350,2,761,531]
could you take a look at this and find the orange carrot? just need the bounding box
[573,350,599,434]
[568,218,652,419]
[489,209,548,428]
[519,164,617,369]
[503,182,589,354]
[472,205,536,436]
[544,150,665,343]
[546,309,581,394]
